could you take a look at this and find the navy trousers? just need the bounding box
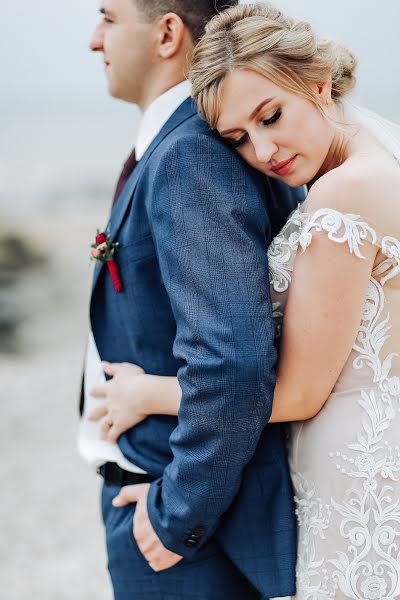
[101,482,262,600]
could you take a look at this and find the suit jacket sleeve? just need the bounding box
[146,133,278,557]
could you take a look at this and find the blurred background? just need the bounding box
[1,0,399,598]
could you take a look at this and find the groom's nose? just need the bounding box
[90,22,105,52]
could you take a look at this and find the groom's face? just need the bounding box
[90,0,155,106]
[217,69,334,187]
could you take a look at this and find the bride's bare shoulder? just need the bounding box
[305,156,400,235]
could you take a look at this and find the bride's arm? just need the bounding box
[90,225,375,437]
[269,179,379,422]
[91,180,379,433]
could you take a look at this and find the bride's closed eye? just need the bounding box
[230,134,249,148]
[227,109,282,149]
[262,109,282,127]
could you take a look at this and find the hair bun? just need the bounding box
[318,39,358,99]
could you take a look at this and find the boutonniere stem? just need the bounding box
[91,230,123,293]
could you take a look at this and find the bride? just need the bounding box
[89,3,400,598]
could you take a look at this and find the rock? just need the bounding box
[0,230,47,354]
[0,233,46,273]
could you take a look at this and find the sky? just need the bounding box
[1,0,399,216]
[3,0,105,110]
[3,0,399,118]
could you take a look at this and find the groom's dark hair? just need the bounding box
[135,1,240,43]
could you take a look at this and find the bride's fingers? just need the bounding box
[107,425,120,444]
[102,362,120,377]
[102,361,145,377]
[120,363,145,375]
[100,418,113,440]
[88,405,108,421]
[91,383,108,397]
[101,418,113,433]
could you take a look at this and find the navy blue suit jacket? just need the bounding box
[90,99,302,597]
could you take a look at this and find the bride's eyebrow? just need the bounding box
[219,97,276,135]
[249,97,275,120]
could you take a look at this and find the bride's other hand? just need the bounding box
[89,362,148,443]
[89,365,182,442]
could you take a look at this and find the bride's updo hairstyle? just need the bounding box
[190,2,357,128]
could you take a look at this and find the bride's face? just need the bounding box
[216,68,334,187]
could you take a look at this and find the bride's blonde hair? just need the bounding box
[190,2,357,128]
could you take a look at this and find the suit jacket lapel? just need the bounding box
[92,97,197,293]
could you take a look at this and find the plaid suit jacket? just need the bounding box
[91,99,302,597]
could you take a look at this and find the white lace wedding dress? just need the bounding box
[268,197,400,599]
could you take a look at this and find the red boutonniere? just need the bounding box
[91,229,123,293]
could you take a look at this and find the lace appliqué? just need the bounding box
[353,277,400,394]
[269,207,400,599]
[325,247,400,599]
[268,206,305,293]
[293,473,334,600]
[297,209,377,258]
[327,385,400,600]
[380,237,400,285]
[268,207,379,295]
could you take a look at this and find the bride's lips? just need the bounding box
[271,155,297,176]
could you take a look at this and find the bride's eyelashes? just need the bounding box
[231,134,249,148]
[262,108,282,127]
[228,109,282,148]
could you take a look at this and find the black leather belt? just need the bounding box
[97,462,156,486]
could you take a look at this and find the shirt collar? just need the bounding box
[135,80,192,160]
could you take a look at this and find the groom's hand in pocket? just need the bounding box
[112,483,183,572]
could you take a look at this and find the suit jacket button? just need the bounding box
[185,538,198,548]
[193,526,205,538]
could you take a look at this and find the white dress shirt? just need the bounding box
[78,80,192,472]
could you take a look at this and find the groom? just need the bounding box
[82,1,301,598]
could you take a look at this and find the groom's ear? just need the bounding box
[154,12,191,59]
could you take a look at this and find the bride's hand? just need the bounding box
[89,362,149,443]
